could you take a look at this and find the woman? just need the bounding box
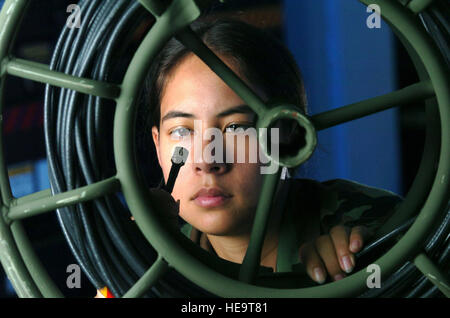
[143,17,402,287]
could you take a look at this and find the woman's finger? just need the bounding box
[330,225,354,274]
[349,226,373,253]
[299,242,327,284]
[314,235,346,281]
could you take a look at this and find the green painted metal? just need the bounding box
[353,0,449,295]
[407,0,435,14]
[414,253,450,297]
[257,105,317,168]
[139,0,166,17]
[12,189,52,207]
[0,0,42,298]
[0,0,28,207]
[239,167,281,284]
[375,98,441,238]
[175,27,268,117]
[311,81,435,131]
[0,0,447,298]
[7,176,120,222]
[114,0,204,287]
[115,0,449,297]
[4,58,121,100]
[11,221,63,297]
[0,76,11,206]
[0,206,42,297]
[374,22,441,237]
[122,256,170,298]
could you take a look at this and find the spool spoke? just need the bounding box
[7,176,121,221]
[4,58,121,100]
[407,0,435,14]
[122,255,170,298]
[10,221,63,297]
[239,166,281,283]
[0,212,42,297]
[138,0,166,18]
[175,27,268,117]
[311,81,435,131]
[414,253,450,297]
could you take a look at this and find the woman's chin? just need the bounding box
[181,203,253,236]
[184,215,236,236]
[194,218,235,236]
[195,219,253,237]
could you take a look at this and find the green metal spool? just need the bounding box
[0,0,448,298]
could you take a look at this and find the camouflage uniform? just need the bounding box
[181,178,403,273]
[303,179,402,235]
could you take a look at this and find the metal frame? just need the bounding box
[0,0,448,297]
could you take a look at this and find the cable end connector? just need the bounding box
[161,147,189,193]
[171,146,189,165]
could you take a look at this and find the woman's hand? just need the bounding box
[298,225,372,284]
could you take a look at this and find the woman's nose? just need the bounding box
[192,141,229,175]
[193,159,229,175]
[190,125,229,175]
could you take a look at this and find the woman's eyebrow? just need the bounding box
[216,104,255,118]
[161,111,195,123]
[161,105,255,123]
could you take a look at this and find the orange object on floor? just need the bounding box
[98,286,115,298]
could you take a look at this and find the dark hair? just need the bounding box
[137,18,309,185]
[144,18,308,130]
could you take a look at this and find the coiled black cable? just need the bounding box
[44,0,449,298]
[45,0,163,297]
[45,0,216,298]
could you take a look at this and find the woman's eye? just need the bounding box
[170,127,192,139]
[225,124,252,133]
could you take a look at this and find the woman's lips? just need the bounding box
[192,188,232,208]
[194,195,230,208]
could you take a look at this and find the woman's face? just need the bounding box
[152,54,266,237]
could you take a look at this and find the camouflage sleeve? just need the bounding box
[318,179,403,235]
